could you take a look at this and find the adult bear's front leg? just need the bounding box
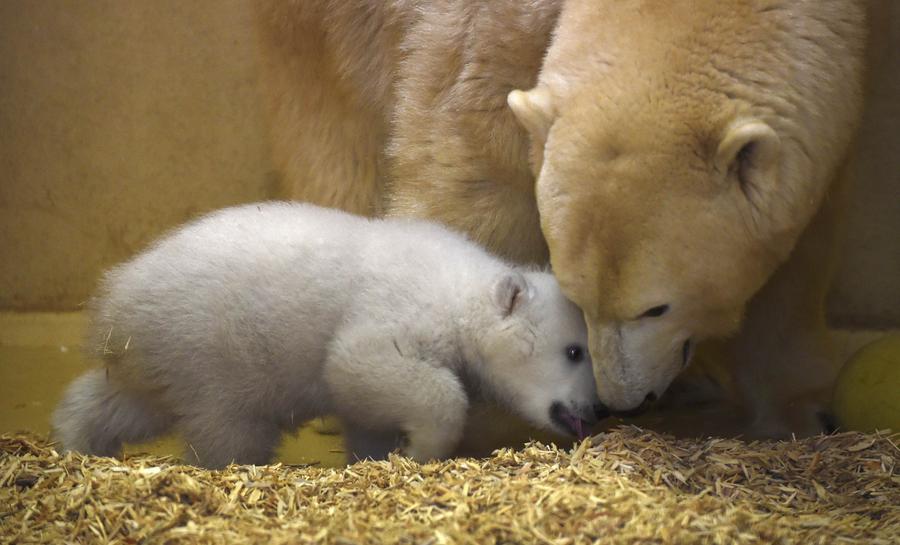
[721,179,846,438]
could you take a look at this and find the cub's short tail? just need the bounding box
[52,369,172,457]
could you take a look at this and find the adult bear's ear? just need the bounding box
[508,87,556,143]
[715,118,781,193]
[492,271,530,317]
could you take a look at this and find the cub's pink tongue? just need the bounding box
[572,417,587,440]
[562,411,588,440]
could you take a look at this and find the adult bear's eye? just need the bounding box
[639,304,669,318]
[565,344,585,363]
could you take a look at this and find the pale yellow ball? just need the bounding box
[833,334,900,433]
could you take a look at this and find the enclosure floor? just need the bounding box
[2,429,898,544]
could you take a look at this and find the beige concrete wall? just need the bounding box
[0,1,897,326]
[0,0,277,310]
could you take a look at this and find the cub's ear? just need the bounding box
[492,271,529,317]
[508,87,556,142]
[716,119,781,190]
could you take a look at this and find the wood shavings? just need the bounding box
[1,427,898,544]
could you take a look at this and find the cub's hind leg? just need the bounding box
[53,369,173,457]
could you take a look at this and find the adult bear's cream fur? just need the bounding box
[255,1,881,437]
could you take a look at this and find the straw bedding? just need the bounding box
[2,427,898,544]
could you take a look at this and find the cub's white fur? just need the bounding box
[53,202,598,468]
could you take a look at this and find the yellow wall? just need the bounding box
[0,1,897,326]
[0,0,278,310]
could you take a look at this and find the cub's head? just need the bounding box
[474,271,600,439]
[508,0,865,412]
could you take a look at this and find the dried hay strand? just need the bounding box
[2,427,898,545]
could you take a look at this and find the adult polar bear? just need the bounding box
[255,1,878,437]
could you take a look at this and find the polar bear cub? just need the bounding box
[53,202,599,467]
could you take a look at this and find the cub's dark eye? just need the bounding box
[565,344,585,363]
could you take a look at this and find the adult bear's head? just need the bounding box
[508,0,866,412]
